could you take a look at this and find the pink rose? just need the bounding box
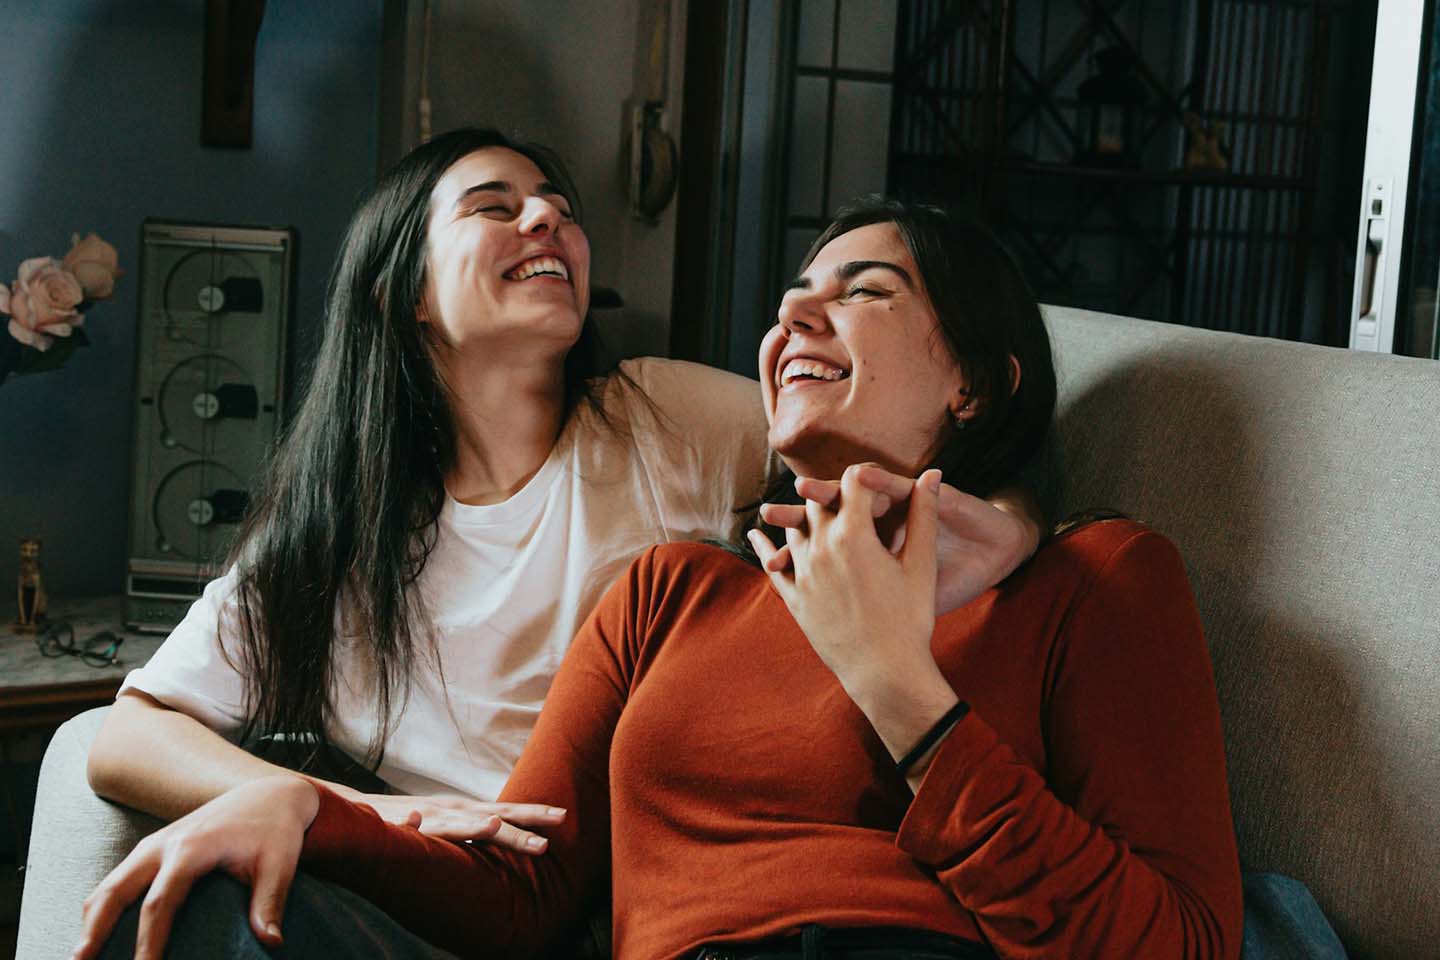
[61,232,123,300]
[7,258,84,352]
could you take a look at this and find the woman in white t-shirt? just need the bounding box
[86,128,1039,856]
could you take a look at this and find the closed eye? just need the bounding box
[471,203,574,220]
[845,285,887,299]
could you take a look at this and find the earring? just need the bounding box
[953,397,972,430]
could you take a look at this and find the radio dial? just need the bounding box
[187,498,217,527]
[192,392,221,420]
[197,284,226,313]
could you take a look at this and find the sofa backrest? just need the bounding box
[1042,306,1440,959]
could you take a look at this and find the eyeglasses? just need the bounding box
[34,621,124,668]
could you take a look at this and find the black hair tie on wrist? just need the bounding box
[897,700,971,777]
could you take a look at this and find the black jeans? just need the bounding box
[98,872,992,960]
[99,871,458,959]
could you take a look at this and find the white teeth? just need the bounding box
[504,256,569,281]
[780,358,849,386]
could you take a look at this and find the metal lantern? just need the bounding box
[1077,47,1148,167]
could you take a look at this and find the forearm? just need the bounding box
[302,786,558,957]
[846,669,961,793]
[87,691,357,820]
[899,710,1235,958]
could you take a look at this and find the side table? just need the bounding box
[0,597,166,733]
[0,597,167,883]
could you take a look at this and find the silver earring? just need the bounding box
[954,396,973,430]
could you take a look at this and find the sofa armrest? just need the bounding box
[17,707,163,960]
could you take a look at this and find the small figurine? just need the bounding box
[15,537,48,634]
[1183,112,1231,172]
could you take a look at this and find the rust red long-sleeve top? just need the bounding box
[302,520,1243,959]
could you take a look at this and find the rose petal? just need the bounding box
[17,256,59,288]
[43,269,84,307]
[8,288,33,327]
[34,305,81,328]
[70,260,116,299]
[0,283,9,315]
[8,318,52,350]
[41,321,74,338]
[23,264,85,327]
[62,232,120,272]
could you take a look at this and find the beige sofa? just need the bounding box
[18,307,1440,958]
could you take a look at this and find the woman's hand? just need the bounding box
[749,466,957,725]
[71,775,320,960]
[759,464,1039,615]
[335,789,564,852]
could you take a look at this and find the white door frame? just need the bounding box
[1349,0,1427,353]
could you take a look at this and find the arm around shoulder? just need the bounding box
[621,357,773,536]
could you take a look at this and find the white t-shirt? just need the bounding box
[119,357,772,800]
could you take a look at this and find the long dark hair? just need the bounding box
[227,128,605,767]
[744,196,1057,555]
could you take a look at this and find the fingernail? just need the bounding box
[548,806,566,817]
[527,836,547,850]
[266,922,282,941]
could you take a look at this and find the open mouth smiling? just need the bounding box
[779,357,851,388]
[503,254,570,282]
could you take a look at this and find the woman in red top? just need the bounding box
[78,199,1243,960]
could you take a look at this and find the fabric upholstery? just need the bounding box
[16,707,162,960]
[1043,306,1440,959]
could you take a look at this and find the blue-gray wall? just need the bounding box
[0,1,383,598]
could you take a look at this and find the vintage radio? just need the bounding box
[125,220,293,632]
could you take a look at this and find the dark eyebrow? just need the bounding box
[836,259,914,289]
[454,180,572,209]
[782,259,915,294]
[455,181,510,208]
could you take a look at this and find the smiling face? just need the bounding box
[759,222,970,480]
[421,147,591,357]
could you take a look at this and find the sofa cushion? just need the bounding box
[17,708,163,960]
[1043,306,1440,959]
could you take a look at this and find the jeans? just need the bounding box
[1241,872,1349,959]
[98,868,1346,959]
[98,871,458,959]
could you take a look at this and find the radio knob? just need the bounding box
[197,284,226,313]
[192,392,221,420]
[187,498,217,526]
